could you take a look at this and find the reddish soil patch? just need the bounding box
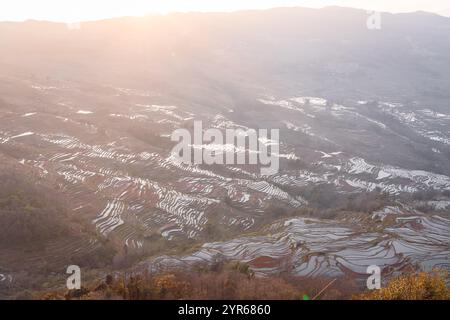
[248,256,282,269]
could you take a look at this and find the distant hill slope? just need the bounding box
[0,7,450,104]
[439,8,450,17]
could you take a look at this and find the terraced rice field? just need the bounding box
[1,77,450,294]
[139,206,450,283]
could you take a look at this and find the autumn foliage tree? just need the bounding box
[356,270,450,300]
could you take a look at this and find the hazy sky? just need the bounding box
[1,0,449,22]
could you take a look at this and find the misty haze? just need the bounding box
[0,4,450,301]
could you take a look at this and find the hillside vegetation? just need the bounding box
[0,172,70,246]
[356,270,450,300]
[41,263,449,300]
